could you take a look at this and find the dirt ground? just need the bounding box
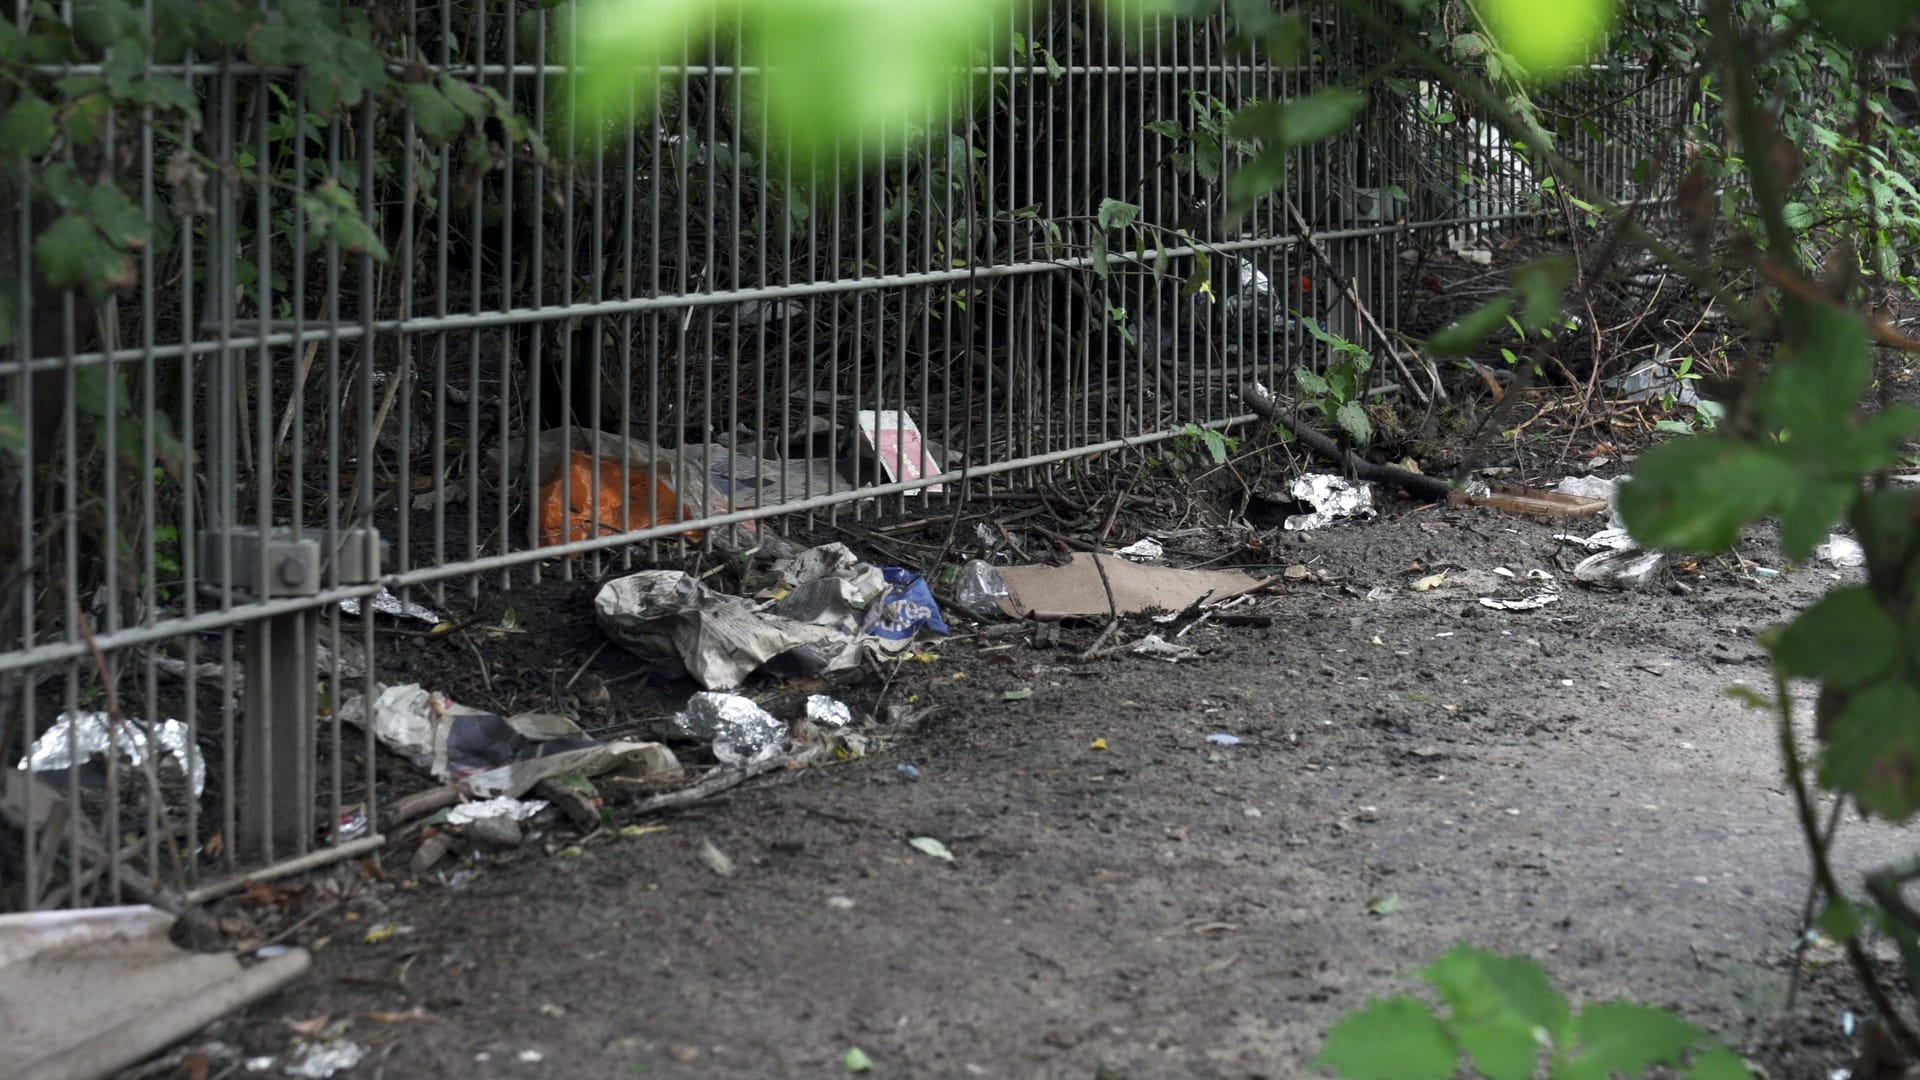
[148,463,1913,1080]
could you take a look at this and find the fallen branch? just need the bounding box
[1239,380,1452,502]
[627,744,825,816]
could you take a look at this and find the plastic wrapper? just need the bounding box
[597,544,948,688]
[1817,534,1866,569]
[285,1041,365,1078]
[1283,474,1376,531]
[674,692,787,766]
[19,712,206,796]
[1573,549,1665,590]
[342,683,680,796]
[1116,537,1164,563]
[954,560,1012,619]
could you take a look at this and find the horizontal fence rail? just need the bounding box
[0,0,1695,910]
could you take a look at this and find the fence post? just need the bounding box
[200,528,380,861]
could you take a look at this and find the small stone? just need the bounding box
[460,815,525,851]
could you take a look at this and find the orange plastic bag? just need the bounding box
[538,450,707,547]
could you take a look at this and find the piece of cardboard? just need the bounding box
[995,553,1262,620]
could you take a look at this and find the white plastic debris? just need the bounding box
[1130,634,1198,662]
[1284,474,1377,531]
[446,796,550,826]
[1573,549,1665,590]
[285,1041,365,1079]
[1478,592,1560,611]
[1816,534,1866,569]
[674,692,787,766]
[1553,475,1627,528]
[19,712,206,796]
[1555,527,1635,552]
[1206,733,1242,747]
[1115,537,1165,563]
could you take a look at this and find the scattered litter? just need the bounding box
[954,560,1012,619]
[827,895,856,910]
[343,684,679,796]
[620,824,668,839]
[1115,537,1165,562]
[446,796,549,827]
[1555,527,1635,552]
[994,553,1260,620]
[596,544,946,689]
[857,409,945,493]
[1131,634,1199,662]
[1604,354,1700,405]
[699,838,736,877]
[285,1041,365,1078]
[518,1050,545,1064]
[732,297,802,327]
[1206,733,1241,747]
[1283,473,1376,531]
[1748,564,1781,579]
[1478,592,1560,611]
[1090,737,1109,751]
[1002,689,1033,702]
[1551,474,1626,527]
[1492,567,1515,578]
[1574,549,1665,590]
[1817,534,1866,569]
[845,1046,875,1073]
[339,587,440,624]
[1365,895,1403,916]
[908,836,954,861]
[680,442,850,512]
[674,692,787,767]
[1409,573,1447,592]
[897,764,922,781]
[18,712,206,796]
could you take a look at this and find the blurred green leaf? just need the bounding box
[1556,1003,1703,1080]
[1314,995,1457,1080]
[1428,297,1513,356]
[1820,682,1920,820]
[0,96,56,157]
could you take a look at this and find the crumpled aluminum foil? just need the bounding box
[446,796,549,826]
[339,587,441,624]
[284,1040,366,1078]
[674,692,787,766]
[806,694,852,731]
[19,712,206,796]
[1283,474,1377,531]
[1115,537,1164,562]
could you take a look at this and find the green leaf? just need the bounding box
[0,403,23,455]
[1428,297,1513,356]
[1817,896,1864,943]
[1313,995,1458,1080]
[1225,144,1288,226]
[1556,1003,1703,1080]
[1513,256,1573,333]
[1616,438,1794,554]
[1820,682,1920,821]
[1097,197,1141,231]
[1805,0,1920,47]
[60,95,111,147]
[1336,400,1372,445]
[1783,202,1814,230]
[74,363,129,417]
[1090,231,1110,279]
[1421,948,1567,1080]
[438,74,488,121]
[0,96,56,157]
[33,213,134,292]
[1772,588,1899,688]
[0,17,23,61]
[1145,119,1185,138]
[406,82,468,144]
[83,182,151,251]
[844,1046,873,1073]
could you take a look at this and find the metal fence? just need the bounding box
[0,1,1694,910]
